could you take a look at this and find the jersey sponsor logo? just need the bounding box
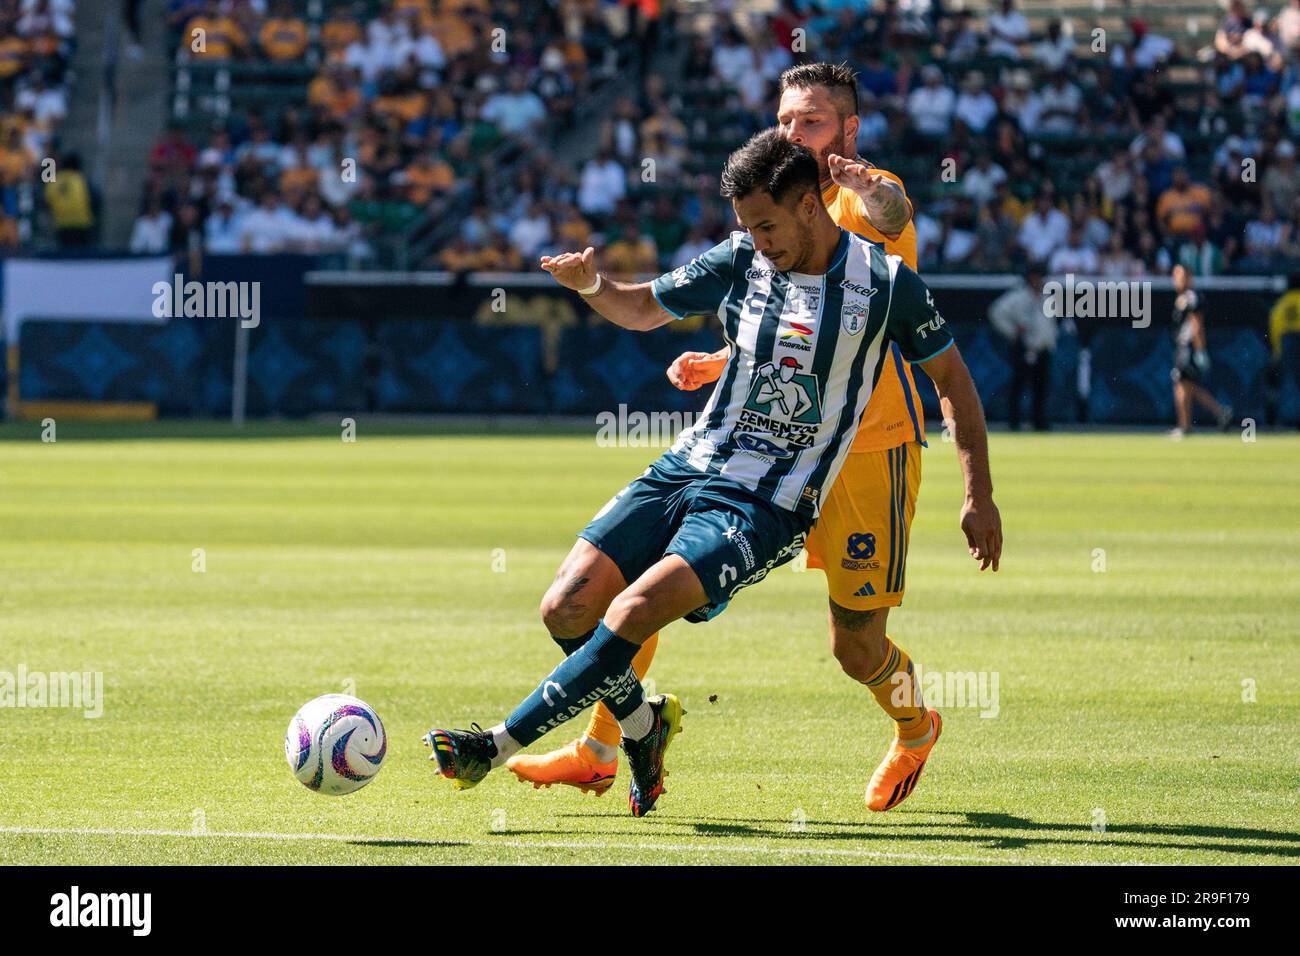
[779,320,814,351]
[744,357,822,424]
[735,431,794,460]
[734,357,824,455]
[791,284,821,313]
[746,267,777,280]
[840,279,874,296]
[915,314,946,340]
[846,532,876,560]
[842,532,880,570]
[729,531,808,594]
[724,525,756,571]
[841,289,877,336]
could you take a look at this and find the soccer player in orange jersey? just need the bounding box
[508,63,1003,811]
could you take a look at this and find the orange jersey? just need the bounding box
[821,167,927,453]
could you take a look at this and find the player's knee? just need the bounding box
[539,586,588,638]
[828,603,887,679]
[604,590,653,638]
[830,633,877,680]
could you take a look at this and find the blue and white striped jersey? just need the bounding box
[650,229,953,518]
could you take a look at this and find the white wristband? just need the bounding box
[577,273,603,297]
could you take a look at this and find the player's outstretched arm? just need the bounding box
[828,153,912,240]
[917,345,1003,572]
[540,247,675,332]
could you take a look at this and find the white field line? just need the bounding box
[0,825,1124,865]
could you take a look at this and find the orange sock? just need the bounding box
[864,636,933,746]
[585,631,659,748]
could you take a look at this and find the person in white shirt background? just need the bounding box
[988,265,1057,431]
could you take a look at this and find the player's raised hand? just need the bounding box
[539,246,598,292]
[828,153,882,198]
[666,350,727,391]
[960,496,1003,572]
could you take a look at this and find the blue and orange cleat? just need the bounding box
[422,723,496,790]
[865,708,941,812]
[505,740,618,795]
[623,694,684,817]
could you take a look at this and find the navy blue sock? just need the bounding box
[551,628,595,658]
[505,621,644,747]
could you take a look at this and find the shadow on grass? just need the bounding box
[520,810,1300,860]
[345,838,471,848]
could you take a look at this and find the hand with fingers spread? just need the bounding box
[960,495,1002,572]
[828,153,885,199]
[539,246,599,293]
[667,350,728,391]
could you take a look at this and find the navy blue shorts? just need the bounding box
[578,451,812,621]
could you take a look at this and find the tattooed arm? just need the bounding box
[828,153,913,240]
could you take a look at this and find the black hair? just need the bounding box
[719,129,821,205]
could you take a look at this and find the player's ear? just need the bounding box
[843,113,859,145]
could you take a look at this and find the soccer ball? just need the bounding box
[285,694,387,795]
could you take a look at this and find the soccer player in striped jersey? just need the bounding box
[424,131,996,817]
[509,63,1002,813]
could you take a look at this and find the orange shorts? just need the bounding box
[804,441,922,610]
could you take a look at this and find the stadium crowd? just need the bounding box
[14,0,1300,281]
[422,0,1300,278]
[128,0,636,260]
[0,0,78,248]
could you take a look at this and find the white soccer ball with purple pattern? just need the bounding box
[285,694,387,795]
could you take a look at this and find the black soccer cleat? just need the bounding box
[623,694,684,817]
[422,723,497,790]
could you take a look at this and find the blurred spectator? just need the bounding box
[45,151,93,246]
[642,195,689,270]
[204,197,243,253]
[1243,200,1289,266]
[954,71,997,135]
[1034,19,1074,73]
[1263,141,1300,212]
[1048,224,1099,274]
[482,72,546,139]
[129,198,173,253]
[260,2,308,62]
[985,0,1030,59]
[1216,0,1252,60]
[603,220,657,279]
[1098,230,1144,276]
[578,149,625,220]
[988,265,1056,431]
[508,200,551,260]
[181,0,247,61]
[1025,70,1082,137]
[962,153,1007,208]
[1018,189,1070,264]
[907,64,955,139]
[1156,166,1213,240]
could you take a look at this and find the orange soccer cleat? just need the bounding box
[505,739,618,796]
[865,709,942,812]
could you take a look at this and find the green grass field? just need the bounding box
[0,422,1296,865]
